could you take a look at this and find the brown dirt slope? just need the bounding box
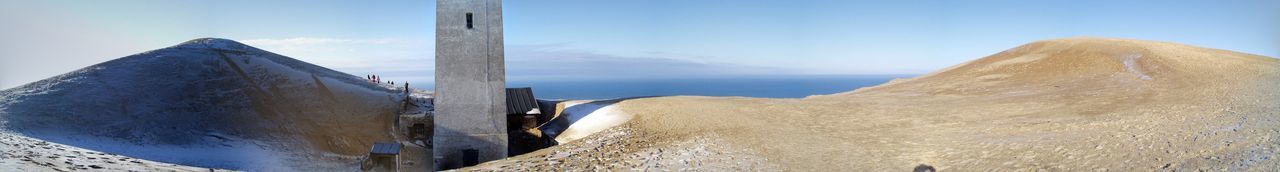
[470,37,1280,171]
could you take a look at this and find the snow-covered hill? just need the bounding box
[0,38,406,170]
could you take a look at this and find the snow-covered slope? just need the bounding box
[0,38,404,170]
[1,132,233,172]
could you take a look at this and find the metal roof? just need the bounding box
[506,87,540,115]
[369,142,401,155]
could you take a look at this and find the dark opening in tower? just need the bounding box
[465,13,473,29]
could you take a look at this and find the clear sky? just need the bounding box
[2,0,1277,89]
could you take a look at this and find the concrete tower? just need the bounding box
[434,0,506,169]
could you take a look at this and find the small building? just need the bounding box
[506,87,542,129]
[505,87,554,156]
[399,113,432,147]
[363,142,402,171]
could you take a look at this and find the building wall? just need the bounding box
[433,0,507,169]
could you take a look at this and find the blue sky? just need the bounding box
[2,0,1278,89]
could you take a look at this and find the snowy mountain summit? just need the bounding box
[178,37,256,51]
[0,38,405,171]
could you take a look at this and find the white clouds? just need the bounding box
[504,44,795,81]
[241,37,433,83]
[240,38,802,86]
[241,37,408,47]
[240,37,431,59]
[1,35,822,90]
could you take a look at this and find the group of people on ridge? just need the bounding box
[367,74,397,85]
[368,74,410,94]
[368,74,417,113]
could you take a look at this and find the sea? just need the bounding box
[500,75,911,100]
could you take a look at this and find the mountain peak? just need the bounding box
[179,37,242,45]
[173,38,255,52]
[0,36,401,170]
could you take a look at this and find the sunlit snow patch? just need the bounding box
[540,100,633,143]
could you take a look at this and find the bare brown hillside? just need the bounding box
[470,38,1280,171]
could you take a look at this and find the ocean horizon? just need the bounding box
[495,75,912,100]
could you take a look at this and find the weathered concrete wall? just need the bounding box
[433,0,506,169]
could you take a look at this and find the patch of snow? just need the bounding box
[16,131,290,171]
[1122,54,1153,80]
[541,100,633,143]
[0,131,231,171]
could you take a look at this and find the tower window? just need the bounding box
[465,13,473,29]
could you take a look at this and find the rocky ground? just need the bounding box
[472,126,775,171]
[468,38,1280,171]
